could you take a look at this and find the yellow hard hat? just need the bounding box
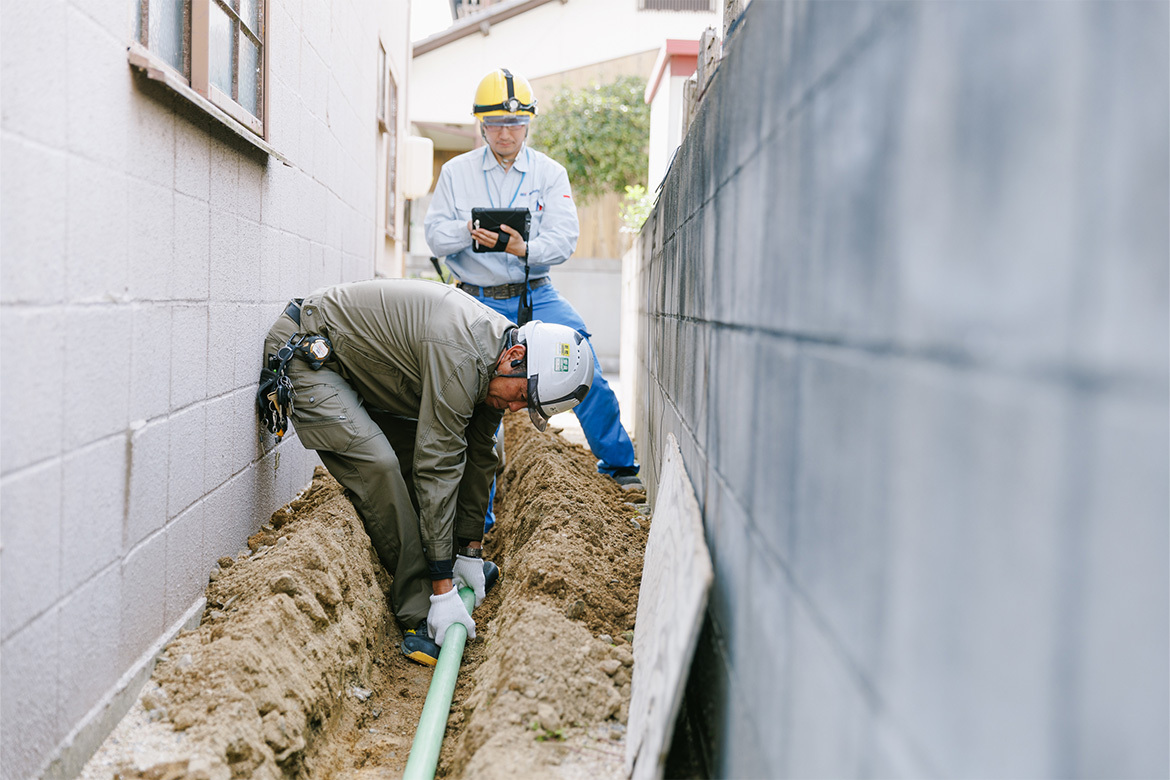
[472,68,538,120]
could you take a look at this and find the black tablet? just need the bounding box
[471,207,531,253]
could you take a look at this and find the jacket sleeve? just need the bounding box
[413,348,487,574]
[455,406,504,543]
[526,161,579,267]
[424,165,475,258]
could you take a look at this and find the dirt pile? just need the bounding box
[89,470,396,779]
[82,413,648,779]
[441,416,649,778]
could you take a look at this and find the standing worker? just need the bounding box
[257,279,594,665]
[424,67,642,494]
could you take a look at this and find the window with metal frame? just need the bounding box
[638,0,713,10]
[377,43,388,131]
[384,67,398,237]
[132,0,266,138]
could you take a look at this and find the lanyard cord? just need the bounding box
[482,147,527,208]
[479,147,535,321]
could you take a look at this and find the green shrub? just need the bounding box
[534,76,651,203]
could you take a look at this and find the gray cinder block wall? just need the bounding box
[0,2,403,777]
[634,2,1169,777]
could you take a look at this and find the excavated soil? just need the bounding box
[82,413,648,779]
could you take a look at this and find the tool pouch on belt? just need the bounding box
[256,334,333,440]
[257,362,294,440]
[257,337,299,440]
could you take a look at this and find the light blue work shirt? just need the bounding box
[424,143,579,287]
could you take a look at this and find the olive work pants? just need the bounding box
[264,312,432,630]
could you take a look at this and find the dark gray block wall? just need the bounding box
[633,2,1169,778]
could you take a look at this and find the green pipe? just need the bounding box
[402,587,477,780]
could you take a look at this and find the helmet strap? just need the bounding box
[517,260,533,326]
[493,336,527,379]
[501,68,516,103]
[480,126,528,165]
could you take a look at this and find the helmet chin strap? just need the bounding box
[492,334,527,379]
[480,127,528,163]
[494,364,526,380]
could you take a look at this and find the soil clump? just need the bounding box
[81,413,647,779]
[438,415,648,778]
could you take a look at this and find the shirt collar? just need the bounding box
[481,144,529,173]
[514,145,531,173]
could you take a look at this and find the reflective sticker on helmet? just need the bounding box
[559,343,570,356]
[555,357,569,372]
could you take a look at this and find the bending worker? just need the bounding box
[424,67,642,493]
[258,278,594,665]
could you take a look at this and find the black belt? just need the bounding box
[284,298,303,325]
[457,276,550,300]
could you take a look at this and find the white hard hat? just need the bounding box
[515,321,594,431]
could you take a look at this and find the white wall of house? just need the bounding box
[647,65,694,192]
[410,0,717,125]
[379,11,414,279]
[0,1,411,777]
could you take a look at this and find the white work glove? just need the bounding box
[427,588,475,646]
[452,554,487,608]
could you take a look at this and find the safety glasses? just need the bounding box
[481,117,530,130]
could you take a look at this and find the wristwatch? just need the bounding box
[456,545,483,559]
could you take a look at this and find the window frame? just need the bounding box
[129,0,278,157]
[191,0,266,136]
[377,42,389,132]
[638,0,714,10]
[383,53,399,238]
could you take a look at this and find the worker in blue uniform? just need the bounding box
[424,67,642,512]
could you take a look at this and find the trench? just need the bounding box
[81,413,648,780]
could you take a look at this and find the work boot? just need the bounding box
[401,562,499,667]
[484,560,500,595]
[402,621,440,667]
[609,467,643,492]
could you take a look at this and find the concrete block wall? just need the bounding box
[0,1,405,777]
[634,2,1169,777]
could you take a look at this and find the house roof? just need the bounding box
[645,38,700,104]
[413,0,563,56]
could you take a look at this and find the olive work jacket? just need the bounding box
[296,278,512,567]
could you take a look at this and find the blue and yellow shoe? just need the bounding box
[402,621,440,667]
[401,561,502,667]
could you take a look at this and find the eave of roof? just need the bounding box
[645,38,700,104]
[413,0,564,57]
